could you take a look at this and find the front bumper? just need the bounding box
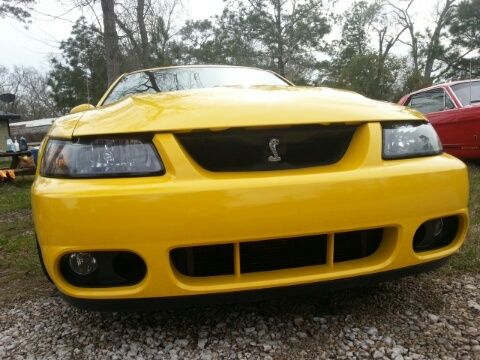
[32,124,469,303]
[61,257,450,311]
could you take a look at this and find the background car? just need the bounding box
[399,80,480,159]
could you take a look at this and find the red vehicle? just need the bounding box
[399,80,480,159]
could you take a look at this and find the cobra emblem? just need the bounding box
[268,138,282,162]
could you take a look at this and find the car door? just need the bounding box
[407,88,460,151]
[449,82,480,156]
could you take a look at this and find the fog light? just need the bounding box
[413,216,459,252]
[431,219,444,237]
[68,252,98,275]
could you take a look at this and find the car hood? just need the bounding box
[50,86,424,138]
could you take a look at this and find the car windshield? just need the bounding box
[451,81,480,106]
[102,67,290,105]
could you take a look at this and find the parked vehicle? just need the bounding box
[32,65,469,310]
[399,80,480,159]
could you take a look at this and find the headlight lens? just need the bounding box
[382,122,442,159]
[40,137,164,178]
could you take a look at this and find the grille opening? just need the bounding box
[171,244,234,277]
[334,229,383,262]
[413,216,459,252]
[112,252,147,283]
[171,236,328,277]
[240,235,327,273]
[176,125,357,172]
[60,251,146,288]
[170,229,386,278]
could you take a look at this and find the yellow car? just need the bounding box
[32,65,469,310]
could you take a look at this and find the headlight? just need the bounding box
[382,122,442,159]
[40,137,164,178]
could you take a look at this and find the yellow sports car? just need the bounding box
[32,65,469,310]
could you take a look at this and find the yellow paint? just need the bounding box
[52,84,422,139]
[69,103,95,114]
[32,76,469,301]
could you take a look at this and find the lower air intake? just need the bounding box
[333,229,383,262]
[240,235,327,273]
[171,230,384,278]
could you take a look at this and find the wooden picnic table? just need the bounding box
[0,150,36,175]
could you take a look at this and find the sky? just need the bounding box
[0,0,439,72]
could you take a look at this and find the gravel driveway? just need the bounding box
[1,272,479,360]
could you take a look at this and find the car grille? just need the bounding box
[176,125,357,172]
[170,229,383,277]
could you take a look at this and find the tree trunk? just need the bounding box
[423,0,455,81]
[137,0,151,67]
[101,0,121,86]
[407,24,419,72]
[274,0,285,76]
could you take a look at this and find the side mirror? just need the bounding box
[70,103,95,114]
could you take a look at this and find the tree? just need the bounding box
[337,1,376,59]
[115,0,183,68]
[179,0,331,83]
[49,18,108,112]
[444,0,480,78]
[449,0,480,50]
[0,66,56,120]
[101,0,122,84]
[389,0,457,83]
[179,19,224,64]
[236,0,330,80]
[0,0,34,22]
[326,1,408,101]
[327,2,377,81]
[330,53,407,100]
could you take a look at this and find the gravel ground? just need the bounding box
[0,272,479,360]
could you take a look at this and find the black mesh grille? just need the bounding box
[170,244,234,277]
[240,236,327,273]
[334,229,383,262]
[176,125,357,172]
[170,229,384,278]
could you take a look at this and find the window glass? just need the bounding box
[451,81,480,106]
[103,67,290,105]
[445,94,455,109]
[408,90,445,114]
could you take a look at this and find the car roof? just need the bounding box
[409,79,480,96]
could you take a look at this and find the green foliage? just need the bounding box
[48,18,108,112]
[336,1,377,61]
[179,19,232,64]
[0,0,34,22]
[401,70,433,96]
[179,0,331,83]
[327,52,407,101]
[444,0,480,79]
[449,0,480,51]
[325,0,406,101]
[45,0,480,109]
